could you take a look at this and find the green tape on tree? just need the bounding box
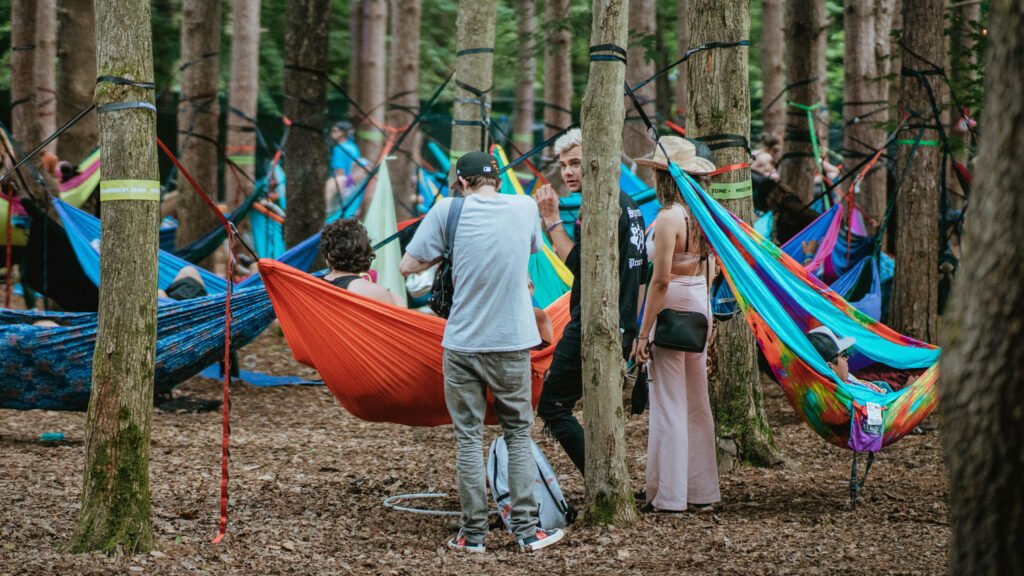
[709,179,753,200]
[356,130,384,141]
[100,179,160,202]
[228,155,256,166]
[895,139,939,146]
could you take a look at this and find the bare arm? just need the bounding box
[400,252,437,276]
[535,183,575,262]
[635,211,681,363]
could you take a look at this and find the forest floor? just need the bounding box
[1,326,949,575]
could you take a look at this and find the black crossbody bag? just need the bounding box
[652,218,710,353]
[427,197,465,318]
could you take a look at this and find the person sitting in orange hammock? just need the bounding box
[321,218,404,306]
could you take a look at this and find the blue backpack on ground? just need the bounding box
[487,436,576,531]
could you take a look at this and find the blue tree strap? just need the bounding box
[456,47,494,57]
[96,75,156,90]
[96,101,157,114]
[589,44,627,64]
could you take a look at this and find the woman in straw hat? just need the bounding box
[633,136,721,513]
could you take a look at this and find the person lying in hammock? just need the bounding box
[806,326,894,394]
[320,218,404,306]
[158,266,208,301]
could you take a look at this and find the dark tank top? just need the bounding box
[324,274,362,290]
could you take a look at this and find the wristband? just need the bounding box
[545,220,564,232]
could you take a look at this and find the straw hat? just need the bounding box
[634,136,716,175]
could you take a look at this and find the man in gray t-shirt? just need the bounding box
[400,152,565,553]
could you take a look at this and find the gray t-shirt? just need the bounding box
[406,193,544,353]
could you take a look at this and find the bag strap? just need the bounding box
[442,197,465,257]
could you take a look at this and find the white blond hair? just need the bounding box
[553,128,582,157]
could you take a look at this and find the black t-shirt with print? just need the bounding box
[563,191,648,346]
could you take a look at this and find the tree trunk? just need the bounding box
[69,0,160,553]
[11,0,41,151]
[623,0,656,184]
[226,0,261,209]
[512,0,537,155]
[689,0,779,469]
[349,0,364,105]
[843,0,890,233]
[891,0,942,343]
[672,0,688,125]
[760,0,784,138]
[942,2,1024,572]
[386,0,421,221]
[176,0,223,254]
[780,0,825,202]
[35,0,57,153]
[948,0,980,212]
[542,0,573,143]
[449,0,496,165]
[56,0,99,165]
[653,15,672,124]
[356,0,387,164]
[580,0,637,527]
[282,0,331,248]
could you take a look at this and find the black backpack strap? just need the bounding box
[442,197,465,258]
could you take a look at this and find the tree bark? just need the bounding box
[581,0,637,527]
[11,0,41,151]
[760,0,784,138]
[948,0,980,211]
[543,0,573,143]
[623,0,656,184]
[227,0,261,208]
[512,0,537,155]
[843,0,890,233]
[387,0,421,221]
[689,0,779,469]
[780,0,826,202]
[282,0,331,248]
[355,0,388,166]
[69,0,160,553]
[56,0,99,165]
[176,0,223,254]
[349,0,364,106]
[672,0,688,125]
[35,0,58,153]
[450,0,496,165]
[942,2,1024,572]
[891,0,942,343]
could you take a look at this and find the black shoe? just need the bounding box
[640,503,683,514]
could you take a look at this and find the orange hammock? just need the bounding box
[258,259,572,426]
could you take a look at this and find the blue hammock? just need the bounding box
[52,198,321,298]
[0,287,275,411]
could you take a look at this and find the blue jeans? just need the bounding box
[443,349,539,541]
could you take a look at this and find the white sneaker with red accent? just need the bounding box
[517,528,565,552]
[446,529,485,553]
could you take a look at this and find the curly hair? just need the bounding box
[321,218,376,273]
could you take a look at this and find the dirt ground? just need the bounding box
[0,327,949,575]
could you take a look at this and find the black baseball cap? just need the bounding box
[455,151,499,180]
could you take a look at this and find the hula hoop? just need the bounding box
[382,492,462,517]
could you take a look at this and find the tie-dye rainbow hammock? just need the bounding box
[668,163,939,453]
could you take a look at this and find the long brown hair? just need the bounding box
[654,169,711,257]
